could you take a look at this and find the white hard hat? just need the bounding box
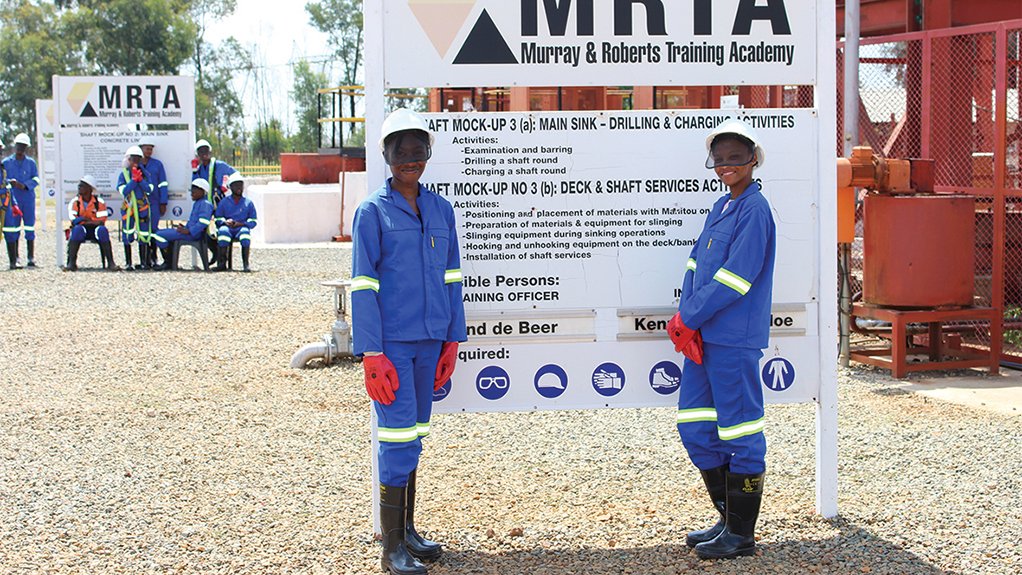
[190,178,211,193]
[79,175,98,190]
[126,145,144,157]
[138,137,156,147]
[226,172,245,187]
[705,119,765,169]
[379,108,433,151]
[195,139,212,152]
[14,133,31,146]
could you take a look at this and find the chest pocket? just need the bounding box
[428,227,449,270]
[703,228,734,273]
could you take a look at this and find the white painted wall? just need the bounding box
[246,172,368,244]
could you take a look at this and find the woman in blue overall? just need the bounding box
[351,108,467,575]
[669,120,775,560]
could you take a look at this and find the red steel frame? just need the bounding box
[849,20,1019,367]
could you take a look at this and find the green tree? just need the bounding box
[195,37,251,155]
[250,118,288,161]
[290,60,328,152]
[65,0,194,75]
[306,0,363,144]
[0,1,81,133]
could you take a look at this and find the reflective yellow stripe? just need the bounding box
[198,218,211,225]
[96,210,109,217]
[686,258,697,272]
[713,267,752,295]
[417,422,431,437]
[378,426,419,443]
[718,418,765,441]
[445,269,463,284]
[351,275,380,292]
[677,408,718,424]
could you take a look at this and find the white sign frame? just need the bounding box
[52,76,197,262]
[365,0,838,520]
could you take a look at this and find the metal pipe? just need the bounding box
[290,341,334,368]
[839,0,860,368]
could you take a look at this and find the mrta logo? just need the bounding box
[66,82,182,118]
[408,0,792,64]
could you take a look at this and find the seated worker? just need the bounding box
[213,172,257,272]
[117,145,154,271]
[64,176,119,272]
[152,179,215,270]
[192,139,236,266]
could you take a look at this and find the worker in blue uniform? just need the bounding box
[64,175,119,272]
[117,146,155,271]
[351,108,467,575]
[214,172,257,272]
[3,133,40,268]
[139,138,169,267]
[0,135,26,270]
[152,179,215,270]
[192,139,236,267]
[669,120,775,560]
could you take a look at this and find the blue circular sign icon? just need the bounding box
[172,205,183,217]
[432,380,451,402]
[476,365,510,401]
[761,357,795,391]
[648,360,681,395]
[534,364,568,399]
[47,188,56,198]
[592,362,625,397]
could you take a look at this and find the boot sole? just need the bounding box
[696,545,756,560]
[381,560,427,575]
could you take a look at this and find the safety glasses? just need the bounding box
[705,151,756,169]
[384,135,432,166]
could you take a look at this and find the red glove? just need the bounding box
[191,158,200,171]
[434,342,459,390]
[12,205,23,217]
[363,354,399,405]
[682,330,704,365]
[667,312,697,353]
[131,167,143,182]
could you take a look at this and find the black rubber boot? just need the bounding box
[150,242,160,267]
[137,244,150,270]
[241,246,251,272]
[405,469,442,561]
[123,245,134,272]
[7,241,22,269]
[63,241,81,271]
[154,247,172,271]
[380,484,427,575]
[216,245,228,271]
[26,239,35,267]
[695,472,763,560]
[100,242,120,271]
[207,236,218,266]
[686,465,728,548]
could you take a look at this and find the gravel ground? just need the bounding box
[1,228,1020,574]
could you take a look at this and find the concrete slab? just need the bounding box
[897,368,1022,417]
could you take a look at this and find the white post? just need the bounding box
[364,0,387,537]
[53,78,66,266]
[816,4,840,519]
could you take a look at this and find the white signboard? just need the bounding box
[382,0,817,87]
[424,110,820,410]
[52,76,196,258]
[34,99,57,232]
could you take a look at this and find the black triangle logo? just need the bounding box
[80,102,98,117]
[454,9,518,65]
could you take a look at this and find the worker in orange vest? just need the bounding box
[65,176,118,271]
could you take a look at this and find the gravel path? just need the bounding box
[1,229,1019,574]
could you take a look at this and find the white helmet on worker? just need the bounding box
[125,145,144,157]
[190,178,211,193]
[79,175,98,191]
[195,139,212,153]
[705,119,765,169]
[226,172,245,187]
[138,136,156,147]
[380,108,434,166]
[14,133,31,147]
